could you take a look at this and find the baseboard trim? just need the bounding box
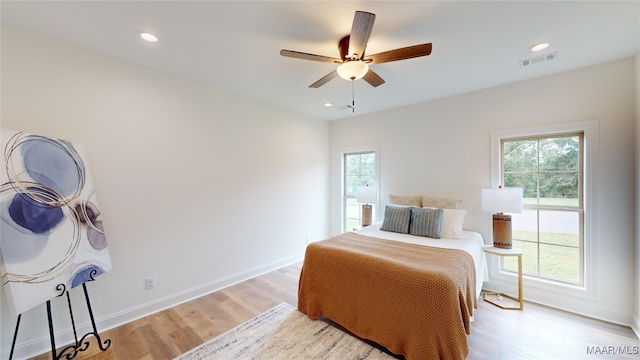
[483,283,635,329]
[632,315,640,340]
[3,253,305,360]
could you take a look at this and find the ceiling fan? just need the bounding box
[280,10,432,88]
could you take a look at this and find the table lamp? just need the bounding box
[356,186,377,227]
[482,186,523,248]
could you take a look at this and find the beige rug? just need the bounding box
[175,302,395,359]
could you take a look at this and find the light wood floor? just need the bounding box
[30,262,639,360]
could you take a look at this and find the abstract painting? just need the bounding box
[0,129,111,315]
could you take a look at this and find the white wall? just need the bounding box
[634,52,640,338]
[330,58,637,327]
[0,27,330,358]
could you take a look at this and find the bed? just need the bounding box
[298,207,487,360]
[355,222,486,299]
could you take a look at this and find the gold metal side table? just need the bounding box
[483,246,523,310]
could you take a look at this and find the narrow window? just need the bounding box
[343,151,376,232]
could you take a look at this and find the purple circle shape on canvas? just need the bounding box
[21,138,83,198]
[87,219,107,250]
[70,264,104,288]
[74,201,99,224]
[0,213,49,263]
[8,189,65,234]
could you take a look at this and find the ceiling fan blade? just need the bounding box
[366,43,432,64]
[348,11,376,60]
[309,70,338,88]
[363,69,385,87]
[280,49,342,64]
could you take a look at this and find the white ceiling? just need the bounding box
[2,1,638,121]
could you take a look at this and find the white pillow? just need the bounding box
[440,209,467,239]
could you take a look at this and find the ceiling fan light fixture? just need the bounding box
[337,61,369,81]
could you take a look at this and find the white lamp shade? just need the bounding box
[356,186,377,204]
[482,188,523,213]
[337,61,369,80]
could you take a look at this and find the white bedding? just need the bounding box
[354,222,487,300]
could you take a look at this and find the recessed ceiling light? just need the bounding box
[324,103,332,107]
[531,43,549,52]
[139,32,158,43]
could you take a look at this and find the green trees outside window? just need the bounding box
[502,134,584,284]
[343,152,375,232]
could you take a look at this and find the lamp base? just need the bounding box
[361,204,372,227]
[492,213,512,249]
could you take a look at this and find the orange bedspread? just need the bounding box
[298,232,476,360]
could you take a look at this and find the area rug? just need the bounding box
[175,302,395,359]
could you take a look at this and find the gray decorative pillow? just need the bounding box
[380,205,412,234]
[409,207,443,238]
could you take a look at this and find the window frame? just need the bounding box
[340,146,379,233]
[490,121,598,299]
[500,133,584,285]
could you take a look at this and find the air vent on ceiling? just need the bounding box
[519,51,558,67]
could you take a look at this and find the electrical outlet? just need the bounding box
[145,277,156,290]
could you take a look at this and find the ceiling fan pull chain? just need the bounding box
[352,80,355,113]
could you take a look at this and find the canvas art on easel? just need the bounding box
[0,129,112,316]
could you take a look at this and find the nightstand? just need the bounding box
[482,246,523,310]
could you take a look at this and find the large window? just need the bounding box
[501,133,584,285]
[343,151,376,232]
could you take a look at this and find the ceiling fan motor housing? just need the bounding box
[339,35,355,60]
